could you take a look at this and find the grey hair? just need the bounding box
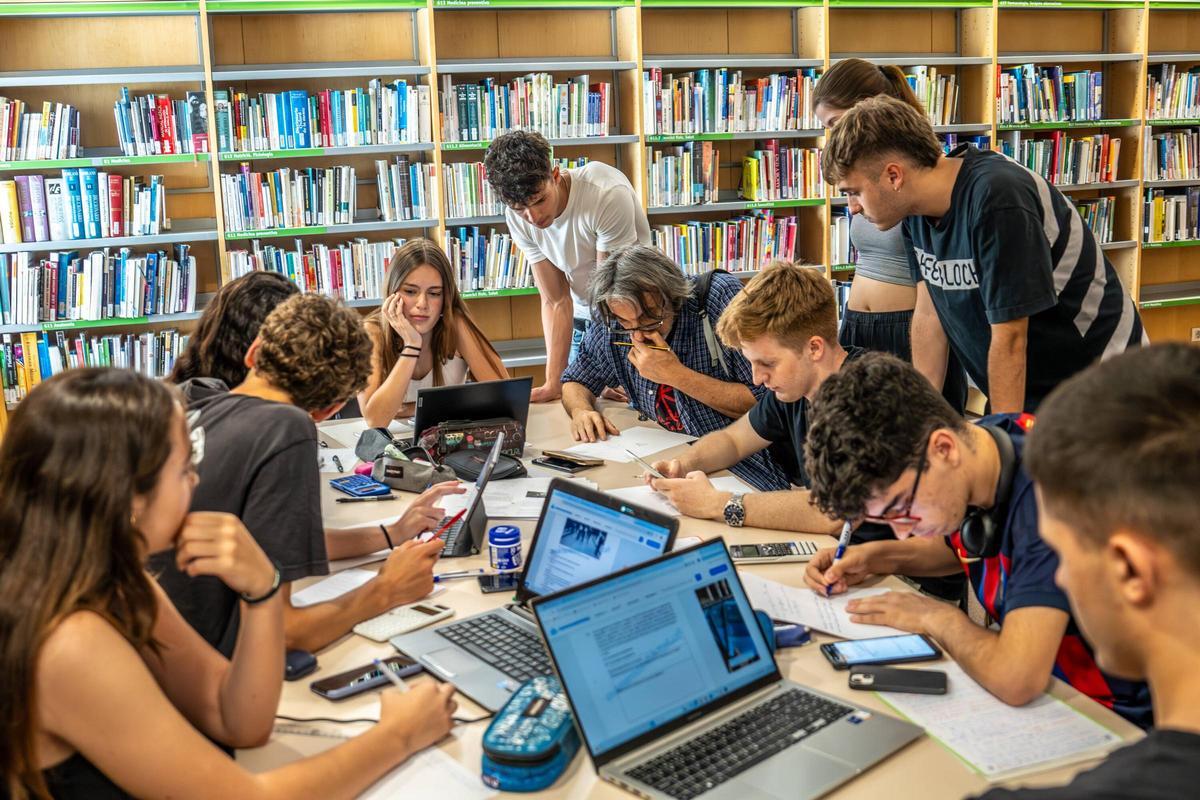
[589,245,690,322]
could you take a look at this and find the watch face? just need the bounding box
[724,495,745,527]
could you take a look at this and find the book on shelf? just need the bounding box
[997,65,1103,125]
[834,278,851,321]
[0,244,196,327]
[375,156,436,223]
[229,237,413,302]
[941,133,991,154]
[829,207,854,267]
[642,68,820,136]
[1,327,188,404]
[0,171,168,245]
[999,131,1121,185]
[443,156,586,219]
[1143,187,1200,244]
[1074,195,1116,244]
[1147,64,1200,122]
[440,74,610,143]
[650,211,797,275]
[645,141,720,207]
[221,164,357,232]
[113,89,208,156]
[906,66,959,127]
[1143,126,1198,182]
[0,98,81,163]
[214,80,432,154]
[444,227,530,293]
[739,141,823,202]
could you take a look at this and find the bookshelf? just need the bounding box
[3,0,1200,409]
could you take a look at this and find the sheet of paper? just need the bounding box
[317,447,358,474]
[672,536,702,550]
[739,573,906,639]
[564,426,696,462]
[290,568,377,608]
[360,746,496,800]
[481,477,598,518]
[320,418,411,448]
[607,476,755,517]
[878,661,1122,780]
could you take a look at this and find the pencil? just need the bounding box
[613,341,671,352]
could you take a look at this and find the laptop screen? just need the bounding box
[535,540,776,759]
[521,487,673,599]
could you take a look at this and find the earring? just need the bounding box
[130,512,138,528]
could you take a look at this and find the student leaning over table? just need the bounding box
[0,369,456,800]
[970,344,1200,800]
[559,244,791,492]
[801,352,1152,728]
[150,294,464,658]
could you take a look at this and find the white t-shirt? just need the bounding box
[403,355,470,404]
[505,162,650,318]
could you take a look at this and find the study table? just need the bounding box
[238,401,1142,799]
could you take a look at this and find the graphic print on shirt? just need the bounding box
[912,247,979,291]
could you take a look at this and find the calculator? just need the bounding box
[329,474,392,498]
[353,601,454,642]
[729,541,821,563]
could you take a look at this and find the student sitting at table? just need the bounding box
[560,244,790,491]
[973,344,1199,799]
[153,294,461,657]
[0,369,457,800]
[359,239,509,429]
[801,353,1151,727]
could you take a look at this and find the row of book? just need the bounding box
[996,65,1104,125]
[642,68,821,136]
[998,131,1122,186]
[1,98,80,162]
[1144,187,1200,243]
[114,88,209,156]
[1075,196,1116,244]
[1146,64,1200,121]
[647,141,823,208]
[740,143,823,202]
[830,211,854,266]
[906,66,960,127]
[374,157,437,223]
[444,228,531,293]
[440,74,611,143]
[221,165,360,232]
[940,133,991,153]
[441,156,587,220]
[0,171,168,245]
[1143,127,1197,182]
[0,245,197,326]
[650,211,798,274]
[214,81,433,154]
[228,237,412,301]
[1,328,188,404]
[646,142,720,207]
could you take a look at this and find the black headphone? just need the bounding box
[957,425,1018,560]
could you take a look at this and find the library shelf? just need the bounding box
[435,0,633,7]
[1055,179,1140,193]
[647,196,826,215]
[830,55,993,67]
[996,53,1144,65]
[435,58,637,74]
[441,134,639,151]
[1148,2,1200,9]
[0,311,203,337]
[830,197,849,207]
[461,286,540,300]
[1100,240,1137,251]
[935,123,992,134]
[645,130,823,143]
[0,65,205,88]
[445,214,507,226]
[1144,178,1200,189]
[222,217,438,241]
[1147,53,1200,64]
[997,119,1140,131]
[1141,239,1200,250]
[0,2,199,17]
[205,0,425,13]
[0,219,219,255]
[343,298,383,309]
[999,1,1145,9]
[0,150,212,172]
[216,143,434,162]
[642,57,824,70]
[1139,281,1200,310]
[493,337,548,369]
[211,61,429,82]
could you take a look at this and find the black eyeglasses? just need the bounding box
[863,438,928,525]
[603,295,669,334]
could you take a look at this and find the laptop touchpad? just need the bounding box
[424,647,481,678]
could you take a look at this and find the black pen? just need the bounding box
[335,495,397,504]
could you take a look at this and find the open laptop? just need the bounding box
[532,538,924,800]
[392,478,678,711]
[436,432,504,559]
[402,376,533,453]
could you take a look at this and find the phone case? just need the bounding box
[532,457,586,474]
[848,667,947,695]
[539,450,603,466]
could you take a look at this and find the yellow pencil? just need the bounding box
[613,341,671,351]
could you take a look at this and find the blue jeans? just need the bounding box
[569,319,588,363]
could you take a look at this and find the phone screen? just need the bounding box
[534,457,585,474]
[478,573,520,593]
[829,635,937,665]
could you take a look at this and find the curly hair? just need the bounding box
[254,294,373,413]
[716,260,836,351]
[168,272,299,388]
[805,352,966,519]
[483,130,553,207]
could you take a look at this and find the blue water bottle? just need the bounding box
[488,525,522,572]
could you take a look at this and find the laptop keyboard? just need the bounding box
[627,688,854,800]
[435,613,551,682]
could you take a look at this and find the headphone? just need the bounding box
[957,425,1018,560]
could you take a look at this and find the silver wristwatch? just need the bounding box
[723,493,746,528]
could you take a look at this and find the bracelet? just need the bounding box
[241,563,282,605]
[399,352,419,359]
[380,523,395,550]
[401,344,421,352]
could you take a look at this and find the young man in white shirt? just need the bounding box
[485,131,650,403]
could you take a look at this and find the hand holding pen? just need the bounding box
[826,520,854,597]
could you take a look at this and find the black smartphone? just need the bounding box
[310,655,421,701]
[849,666,948,695]
[820,633,941,670]
[478,572,520,594]
[531,456,588,474]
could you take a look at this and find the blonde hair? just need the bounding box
[822,95,942,185]
[716,261,837,351]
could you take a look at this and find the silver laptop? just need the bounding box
[392,479,678,711]
[532,539,924,800]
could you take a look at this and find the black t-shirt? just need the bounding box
[150,378,328,658]
[902,145,1145,411]
[973,729,1200,800]
[747,347,865,487]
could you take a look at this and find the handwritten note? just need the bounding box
[739,573,906,639]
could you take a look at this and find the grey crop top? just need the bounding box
[849,213,915,287]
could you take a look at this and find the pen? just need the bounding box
[827,520,854,597]
[627,449,665,479]
[335,495,397,504]
[613,341,671,352]
[332,455,344,472]
[433,568,486,583]
[422,509,465,542]
[371,658,409,693]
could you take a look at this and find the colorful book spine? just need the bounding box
[642,68,820,135]
[1000,131,1121,185]
[113,88,208,157]
[0,98,80,162]
[2,171,167,243]
[443,227,530,292]
[441,73,611,142]
[1143,186,1200,243]
[1146,64,1200,121]
[650,211,798,275]
[375,157,437,222]
[996,65,1104,125]
[905,66,960,127]
[645,141,720,207]
[738,142,823,202]
[221,165,357,232]
[1074,195,1116,244]
[1143,127,1199,182]
[228,236,414,302]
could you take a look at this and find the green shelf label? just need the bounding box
[219,148,325,160]
[1001,1,1144,8]
[648,133,733,142]
[644,0,819,6]
[0,2,198,15]
[744,198,825,209]
[435,0,633,6]
[1142,239,1200,249]
[832,0,990,7]
[2,153,210,170]
[832,263,857,272]
[1140,295,1200,309]
[442,140,491,151]
[1150,2,1200,8]
[208,0,424,11]
[462,287,540,299]
[226,226,327,239]
[998,119,1137,131]
[1148,119,1200,127]
[41,316,150,331]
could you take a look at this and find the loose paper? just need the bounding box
[290,568,377,608]
[320,418,412,448]
[739,573,906,639]
[317,447,358,474]
[480,477,598,518]
[607,476,756,517]
[878,661,1123,780]
[360,747,496,800]
[564,426,696,462]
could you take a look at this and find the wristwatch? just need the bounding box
[723,493,746,528]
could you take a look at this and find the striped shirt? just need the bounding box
[903,145,1147,411]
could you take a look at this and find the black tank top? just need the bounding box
[39,752,128,799]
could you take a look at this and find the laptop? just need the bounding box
[436,432,504,559]
[532,539,924,800]
[392,478,678,711]
[405,376,533,453]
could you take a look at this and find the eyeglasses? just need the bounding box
[863,439,928,525]
[603,296,669,334]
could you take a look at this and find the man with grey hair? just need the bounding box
[559,245,790,491]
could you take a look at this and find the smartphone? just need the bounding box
[820,633,941,670]
[310,655,422,701]
[849,666,948,695]
[478,572,520,594]
[627,450,665,479]
[532,456,589,474]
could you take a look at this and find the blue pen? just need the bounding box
[826,520,854,597]
[434,568,486,583]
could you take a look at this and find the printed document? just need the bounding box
[565,426,696,462]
